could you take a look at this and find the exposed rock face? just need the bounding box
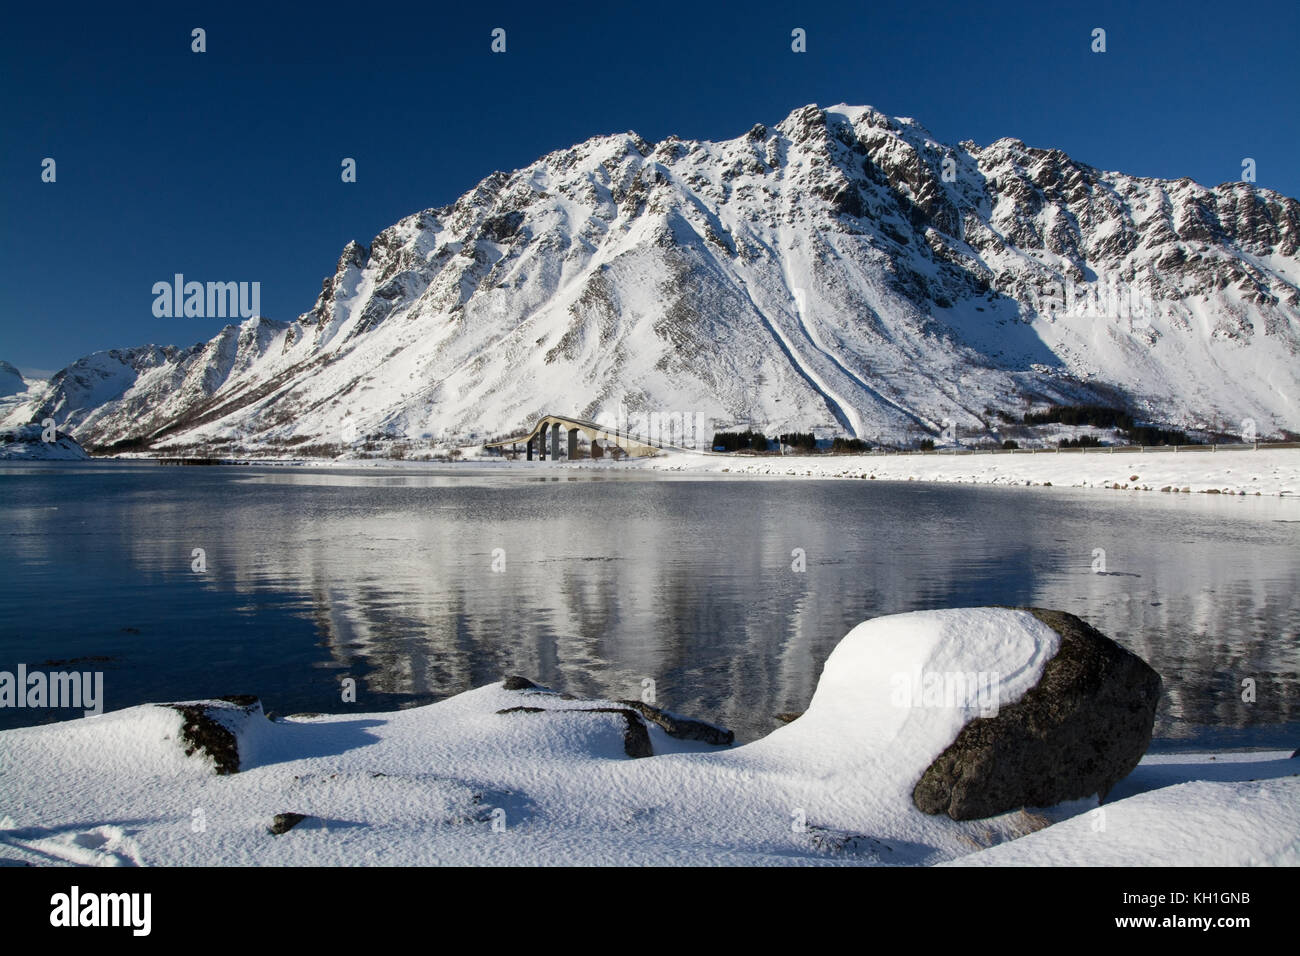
[912,608,1161,821]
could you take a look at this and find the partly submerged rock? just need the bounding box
[912,608,1161,821]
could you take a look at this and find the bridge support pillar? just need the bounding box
[551,423,560,460]
[567,427,578,460]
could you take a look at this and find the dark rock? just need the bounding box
[912,608,1161,821]
[590,707,653,758]
[268,812,308,835]
[774,712,803,724]
[162,696,263,775]
[479,210,524,242]
[502,675,539,691]
[618,699,734,746]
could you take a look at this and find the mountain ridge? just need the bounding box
[6,102,1298,453]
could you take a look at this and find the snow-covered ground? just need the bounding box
[2,608,1293,866]
[950,754,1299,866]
[609,446,1300,497]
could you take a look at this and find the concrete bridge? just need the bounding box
[482,414,663,461]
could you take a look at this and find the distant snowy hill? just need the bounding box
[5,103,1298,454]
[0,360,26,398]
[0,423,91,460]
[0,360,41,425]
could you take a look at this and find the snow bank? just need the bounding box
[949,774,1299,866]
[0,609,1290,866]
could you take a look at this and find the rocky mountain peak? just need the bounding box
[7,104,1298,453]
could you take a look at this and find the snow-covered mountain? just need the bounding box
[0,360,26,399]
[0,423,91,460]
[5,103,1298,454]
[0,360,40,425]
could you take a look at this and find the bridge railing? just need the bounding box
[481,414,713,455]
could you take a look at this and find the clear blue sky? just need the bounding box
[3,0,1297,374]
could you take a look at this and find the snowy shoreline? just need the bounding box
[617,446,1300,497]
[88,446,1300,498]
[2,609,1294,867]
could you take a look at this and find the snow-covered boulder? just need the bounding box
[747,607,1159,822]
[163,695,271,774]
[495,704,655,759]
[746,608,1063,804]
[0,422,91,459]
[911,608,1161,820]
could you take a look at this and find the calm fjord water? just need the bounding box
[1,460,1296,747]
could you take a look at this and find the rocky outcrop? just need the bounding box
[163,695,264,775]
[912,608,1161,821]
